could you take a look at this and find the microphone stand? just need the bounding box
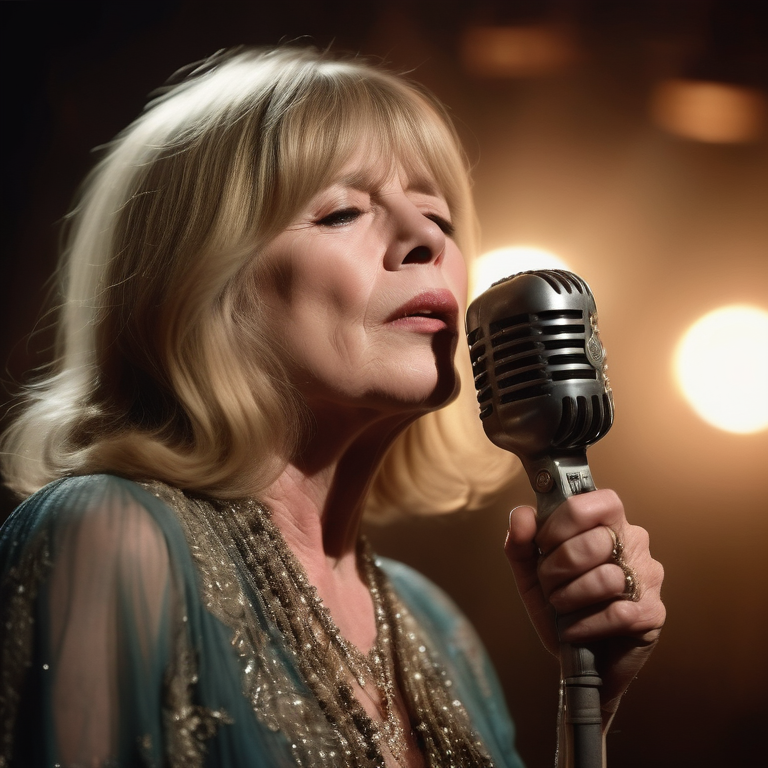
[522,450,603,768]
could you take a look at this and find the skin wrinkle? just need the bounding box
[257,156,463,412]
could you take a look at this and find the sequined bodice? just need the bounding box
[146,482,495,767]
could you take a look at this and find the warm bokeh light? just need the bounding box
[651,79,767,143]
[470,246,568,300]
[460,24,578,78]
[674,305,768,433]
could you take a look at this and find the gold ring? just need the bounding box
[607,528,640,601]
[607,527,624,561]
[619,561,640,601]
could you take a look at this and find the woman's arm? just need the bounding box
[0,477,176,767]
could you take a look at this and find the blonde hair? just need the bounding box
[2,46,516,515]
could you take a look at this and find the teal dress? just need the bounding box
[0,475,524,768]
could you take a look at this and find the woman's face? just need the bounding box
[256,147,468,425]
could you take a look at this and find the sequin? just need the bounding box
[147,483,495,767]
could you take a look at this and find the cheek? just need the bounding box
[259,251,378,371]
[259,235,370,319]
[291,267,378,342]
[446,245,469,312]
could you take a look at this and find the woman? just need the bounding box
[0,47,665,767]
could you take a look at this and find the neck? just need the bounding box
[261,406,415,580]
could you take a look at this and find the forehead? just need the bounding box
[326,145,446,198]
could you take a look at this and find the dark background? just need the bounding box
[2,2,767,767]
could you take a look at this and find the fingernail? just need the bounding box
[508,506,524,530]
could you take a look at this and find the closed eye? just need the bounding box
[315,207,364,227]
[426,213,455,237]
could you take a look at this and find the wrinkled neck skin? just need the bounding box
[263,404,413,567]
[260,405,419,651]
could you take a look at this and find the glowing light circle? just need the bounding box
[470,246,568,300]
[674,305,768,434]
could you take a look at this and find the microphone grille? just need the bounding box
[553,393,614,448]
[466,269,613,453]
[515,269,592,295]
[468,305,599,406]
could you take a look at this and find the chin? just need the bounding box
[424,331,462,409]
[392,361,461,413]
[425,372,462,410]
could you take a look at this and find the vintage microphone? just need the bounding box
[466,269,614,768]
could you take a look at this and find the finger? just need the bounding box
[558,596,667,644]
[505,504,538,548]
[548,563,629,613]
[505,506,560,653]
[537,525,616,597]
[536,489,625,555]
[504,505,541,598]
[547,523,663,628]
[557,557,666,644]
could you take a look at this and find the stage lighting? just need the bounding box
[470,246,567,300]
[674,305,768,433]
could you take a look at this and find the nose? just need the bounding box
[383,197,447,270]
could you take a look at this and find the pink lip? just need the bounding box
[386,289,460,333]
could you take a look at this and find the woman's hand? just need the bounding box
[504,489,665,725]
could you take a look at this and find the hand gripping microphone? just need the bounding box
[466,269,613,768]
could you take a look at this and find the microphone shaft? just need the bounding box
[560,642,603,768]
[549,477,604,768]
[530,446,602,767]
[520,450,595,520]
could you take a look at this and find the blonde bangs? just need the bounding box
[271,66,475,259]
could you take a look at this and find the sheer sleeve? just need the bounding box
[1,476,183,767]
[1,476,294,768]
[46,481,173,765]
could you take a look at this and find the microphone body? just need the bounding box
[466,269,613,517]
[466,269,614,768]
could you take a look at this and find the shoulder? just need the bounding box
[0,474,184,574]
[6,473,166,522]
